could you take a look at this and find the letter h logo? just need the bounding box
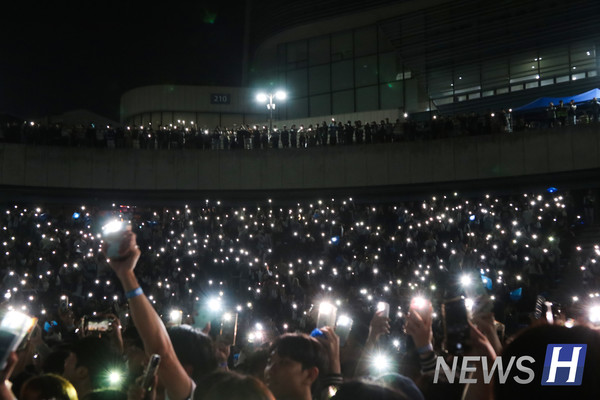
[541,344,587,386]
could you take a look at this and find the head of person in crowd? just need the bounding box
[376,373,425,400]
[20,374,79,400]
[195,370,275,400]
[81,389,127,400]
[234,346,270,381]
[495,324,600,400]
[121,326,147,378]
[62,336,126,398]
[330,380,409,400]
[167,324,217,383]
[42,346,71,375]
[264,333,327,400]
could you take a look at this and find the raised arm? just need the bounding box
[106,229,193,400]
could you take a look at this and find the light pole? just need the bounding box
[256,90,286,133]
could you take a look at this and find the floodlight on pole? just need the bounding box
[256,90,287,133]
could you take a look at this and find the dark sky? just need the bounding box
[0,1,245,121]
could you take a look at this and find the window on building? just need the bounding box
[355,55,378,87]
[356,86,378,112]
[482,58,508,91]
[525,81,539,89]
[287,69,308,98]
[380,82,403,109]
[379,52,399,83]
[287,40,308,66]
[354,26,377,57]
[287,97,308,119]
[539,46,569,78]
[453,64,479,94]
[310,94,331,117]
[427,66,453,99]
[540,78,554,86]
[332,90,354,114]
[509,52,538,84]
[378,26,395,52]
[332,31,353,61]
[332,60,353,91]
[309,36,330,66]
[309,65,330,95]
[570,41,596,76]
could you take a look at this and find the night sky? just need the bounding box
[0,2,245,121]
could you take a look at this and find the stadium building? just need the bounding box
[120,0,600,129]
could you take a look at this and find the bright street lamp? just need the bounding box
[256,90,287,133]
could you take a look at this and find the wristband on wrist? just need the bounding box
[417,343,433,354]
[125,287,143,299]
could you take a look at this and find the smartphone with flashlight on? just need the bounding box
[317,302,337,329]
[0,309,37,369]
[335,315,353,346]
[410,296,432,322]
[220,312,238,346]
[442,297,470,355]
[84,316,114,333]
[101,219,129,260]
[140,354,161,393]
[376,302,390,318]
[534,295,559,324]
[169,310,183,326]
[589,304,600,326]
[59,295,69,312]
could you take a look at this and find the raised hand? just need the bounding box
[318,326,341,374]
[104,228,141,279]
[366,311,391,346]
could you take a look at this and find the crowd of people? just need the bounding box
[0,98,597,152]
[0,188,599,400]
[2,94,600,152]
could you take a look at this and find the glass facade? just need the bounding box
[275,25,407,119]
[271,22,597,119]
[427,42,597,106]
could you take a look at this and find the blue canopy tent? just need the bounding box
[514,88,600,113]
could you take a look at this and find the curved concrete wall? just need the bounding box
[0,126,598,193]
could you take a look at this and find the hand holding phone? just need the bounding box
[84,316,114,333]
[140,354,161,392]
[367,310,391,345]
[442,297,470,355]
[0,310,37,369]
[317,302,337,329]
[406,298,433,349]
[102,220,134,261]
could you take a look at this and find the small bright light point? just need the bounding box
[170,309,182,322]
[464,298,474,312]
[207,297,222,312]
[590,305,600,324]
[337,315,352,327]
[371,353,392,373]
[102,220,123,234]
[460,275,472,287]
[319,302,334,314]
[412,296,427,309]
[275,91,287,100]
[108,371,122,385]
[256,93,267,102]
